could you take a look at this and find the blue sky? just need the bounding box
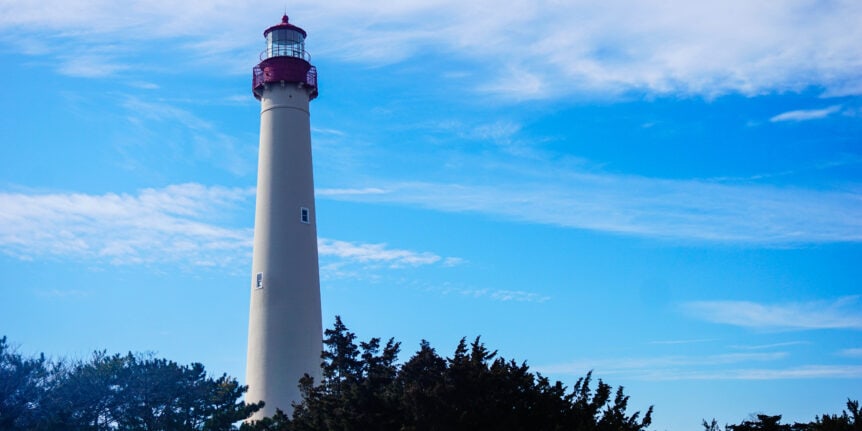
[1,1,861,429]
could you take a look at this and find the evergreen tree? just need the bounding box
[255,316,653,431]
[0,339,261,431]
[810,400,861,431]
[711,399,861,431]
[0,336,52,429]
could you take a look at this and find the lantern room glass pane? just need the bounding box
[266,28,305,59]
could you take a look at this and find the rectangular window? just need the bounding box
[255,272,263,289]
[300,207,310,224]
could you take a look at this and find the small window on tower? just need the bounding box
[255,272,263,289]
[300,207,310,224]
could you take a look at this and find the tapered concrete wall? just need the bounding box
[246,82,322,420]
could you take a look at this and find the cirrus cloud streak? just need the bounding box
[682,297,862,331]
[770,106,843,122]
[0,183,253,268]
[537,352,862,381]
[320,175,862,245]
[0,184,459,274]
[2,1,861,98]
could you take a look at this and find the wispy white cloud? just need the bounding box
[317,188,387,197]
[317,238,450,268]
[538,352,862,381]
[127,81,160,90]
[540,352,788,374]
[442,257,466,267]
[123,97,214,130]
[308,1,862,98]
[770,106,842,122]
[640,365,862,381]
[438,286,550,303]
[312,127,348,137]
[682,297,862,331]
[310,112,861,246]
[465,121,544,158]
[729,341,809,350]
[490,290,551,303]
[0,183,254,269]
[315,239,464,292]
[538,352,787,379]
[2,1,861,98]
[839,348,862,358]
[0,185,461,277]
[119,96,257,177]
[320,175,862,244]
[57,54,129,78]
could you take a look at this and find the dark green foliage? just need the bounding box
[810,400,861,431]
[0,336,52,429]
[285,316,403,431]
[0,338,261,430]
[704,418,723,431]
[727,414,792,431]
[246,316,654,431]
[5,322,858,431]
[705,400,861,431]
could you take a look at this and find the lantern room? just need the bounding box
[253,14,318,100]
[263,15,309,61]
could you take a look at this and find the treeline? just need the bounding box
[702,403,861,431]
[246,316,652,431]
[0,335,259,430]
[1,317,858,431]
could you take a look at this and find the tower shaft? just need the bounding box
[245,82,322,419]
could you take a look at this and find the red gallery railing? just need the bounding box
[252,54,318,100]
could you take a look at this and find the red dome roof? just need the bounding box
[263,14,307,38]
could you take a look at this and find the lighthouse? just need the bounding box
[245,14,322,420]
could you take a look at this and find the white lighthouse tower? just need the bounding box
[245,14,322,420]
